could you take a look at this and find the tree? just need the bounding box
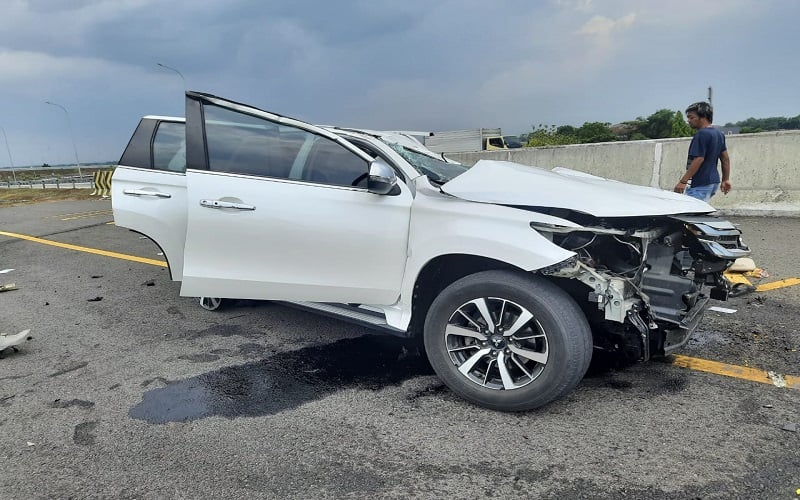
[575,122,617,143]
[525,125,577,147]
[670,111,693,137]
[640,109,675,139]
[740,126,763,134]
[730,115,800,131]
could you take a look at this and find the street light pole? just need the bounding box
[0,126,17,184]
[157,63,186,89]
[45,100,83,179]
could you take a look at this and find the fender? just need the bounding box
[382,182,579,330]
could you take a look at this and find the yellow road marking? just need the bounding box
[671,355,798,389]
[756,278,800,292]
[0,230,167,267]
[725,271,800,292]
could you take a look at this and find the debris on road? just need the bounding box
[0,283,18,292]
[724,256,800,293]
[782,422,797,433]
[768,371,788,388]
[87,296,103,302]
[0,269,14,274]
[729,257,756,272]
[142,279,155,287]
[709,306,737,314]
[730,283,757,297]
[0,329,32,355]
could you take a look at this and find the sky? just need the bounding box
[1,0,799,167]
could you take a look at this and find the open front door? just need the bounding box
[179,92,412,305]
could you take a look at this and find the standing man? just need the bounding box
[674,101,732,201]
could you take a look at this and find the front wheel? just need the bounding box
[423,270,592,411]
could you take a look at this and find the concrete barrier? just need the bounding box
[447,130,800,216]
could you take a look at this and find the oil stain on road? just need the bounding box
[129,335,433,424]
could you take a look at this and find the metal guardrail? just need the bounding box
[0,174,94,189]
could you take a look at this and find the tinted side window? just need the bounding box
[119,118,157,168]
[203,104,368,187]
[204,105,293,178]
[303,138,369,187]
[153,122,186,172]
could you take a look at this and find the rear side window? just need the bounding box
[153,122,186,172]
[119,119,157,168]
[203,104,368,187]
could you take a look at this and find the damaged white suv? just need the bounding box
[112,92,749,411]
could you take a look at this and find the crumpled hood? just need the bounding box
[441,160,714,217]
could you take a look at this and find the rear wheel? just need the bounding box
[423,270,592,411]
[199,297,227,311]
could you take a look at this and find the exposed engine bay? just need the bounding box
[530,212,750,361]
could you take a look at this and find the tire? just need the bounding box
[423,270,592,411]
[199,297,228,311]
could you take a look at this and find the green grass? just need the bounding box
[0,166,113,206]
[0,188,100,206]
[0,166,113,184]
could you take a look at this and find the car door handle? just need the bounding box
[123,189,172,198]
[199,199,256,211]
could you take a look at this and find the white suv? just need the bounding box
[112,92,749,411]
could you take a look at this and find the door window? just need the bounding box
[203,104,368,187]
[152,122,186,172]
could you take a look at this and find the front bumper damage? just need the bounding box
[533,214,750,361]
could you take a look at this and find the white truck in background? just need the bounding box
[424,128,507,153]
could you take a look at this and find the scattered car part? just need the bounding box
[0,329,32,353]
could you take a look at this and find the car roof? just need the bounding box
[143,115,185,122]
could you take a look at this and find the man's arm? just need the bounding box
[674,157,704,193]
[720,150,732,194]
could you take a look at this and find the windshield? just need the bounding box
[384,143,468,184]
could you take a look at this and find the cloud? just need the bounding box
[578,13,636,36]
[554,0,594,13]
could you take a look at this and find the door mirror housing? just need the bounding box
[367,159,399,195]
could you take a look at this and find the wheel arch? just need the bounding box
[124,229,175,280]
[406,253,522,338]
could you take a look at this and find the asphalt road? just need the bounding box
[1,200,798,499]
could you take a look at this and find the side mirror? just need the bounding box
[367,158,398,195]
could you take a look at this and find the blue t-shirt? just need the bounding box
[686,127,727,186]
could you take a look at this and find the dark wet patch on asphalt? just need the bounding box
[602,380,633,391]
[48,361,89,378]
[178,353,221,363]
[141,376,169,388]
[73,421,98,445]
[648,375,689,394]
[50,398,95,409]
[187,324,244,338]
[130,335,433,424]
[166,306,186,319]
[406,382,447,402]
